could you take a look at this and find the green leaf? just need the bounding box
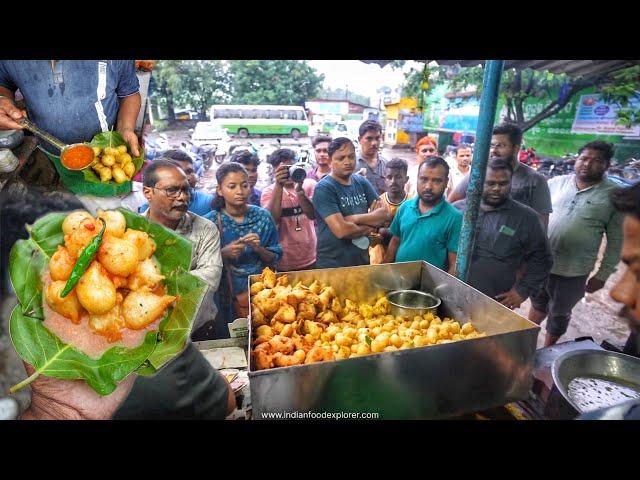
[365,335,372,346]
[83,131,145,185]
[10,240,46,319]
[146,268,208,370]
[9,306,157,396]
[9,208,205,395]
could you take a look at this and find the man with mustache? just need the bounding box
[383,156,462,274]
[466,158,552,309]
[112,159,231,419]
[577,183,640,419]
[529,141,624,346]
[448,123,552,228]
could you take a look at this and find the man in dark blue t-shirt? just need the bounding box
[0,60,141,155]
[313,137,390,268]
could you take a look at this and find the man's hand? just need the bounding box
[585,277,606,294]
[495,288,526,309]
[119,128,140,157]
[21,363,135,420]
[0,97,26,131]
[239,233,260,249]
[221,241,245,261]
[274,164,290,187]
[356,168,367,176]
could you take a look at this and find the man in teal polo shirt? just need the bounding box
[384,157,462,274]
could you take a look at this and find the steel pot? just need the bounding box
[386,289,441,318]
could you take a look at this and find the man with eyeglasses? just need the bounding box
[448,123,552,228]
[111,159,234,419]
[138,149,214,216]
[308,135,332,181]
[355,120,388,195]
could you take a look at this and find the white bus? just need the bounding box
[210,104,309,138]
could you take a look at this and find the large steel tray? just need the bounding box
[247,261,540,419]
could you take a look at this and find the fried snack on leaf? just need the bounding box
[88,304,126,342]
[122,287,177,330]
[61,211,94,236]
[260,267,276,289]
[127,258,165,291]
[45,281,84,324]
[64,217,101,258]
[97,209,126,238]
[49,246,75,281]
[76,261,117,315]
[97,235,139,277]
[122,228,156,261]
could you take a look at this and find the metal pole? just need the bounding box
[455,60,504,282]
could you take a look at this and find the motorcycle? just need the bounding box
[179,141,205,177]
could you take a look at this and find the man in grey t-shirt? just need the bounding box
[448,123,552,229]
[355,119,388,195]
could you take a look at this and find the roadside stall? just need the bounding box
[194,261,640,420]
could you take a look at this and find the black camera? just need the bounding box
[288,163,308,183]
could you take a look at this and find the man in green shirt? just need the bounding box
[529,141,624,346]
[384,157,462,274]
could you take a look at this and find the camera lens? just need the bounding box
[289,165,307,183]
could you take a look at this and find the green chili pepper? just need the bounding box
[60,218,107,298]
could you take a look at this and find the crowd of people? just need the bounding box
[1,60,639,420]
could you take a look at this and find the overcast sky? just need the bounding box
[308,60,423,100]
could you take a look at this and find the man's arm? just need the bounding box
[448,174,469,203]
[539,214,549,231]
[116,92,142,156]
[383,235,401,263]
[344,202,390,227]
[447,251,457,276]
[0,86,26,130]
[594,209,625,282]
[324,212,374,240]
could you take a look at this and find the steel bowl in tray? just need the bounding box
[552,349,640,416]
[247,261,540,419]
[386,289,441,317]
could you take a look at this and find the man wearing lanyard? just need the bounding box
[261,148,317,271]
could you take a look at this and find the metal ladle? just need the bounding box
[19,117,94,170]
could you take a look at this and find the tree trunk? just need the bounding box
[165,91,175,123]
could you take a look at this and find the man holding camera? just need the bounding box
[261,148,318,271]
